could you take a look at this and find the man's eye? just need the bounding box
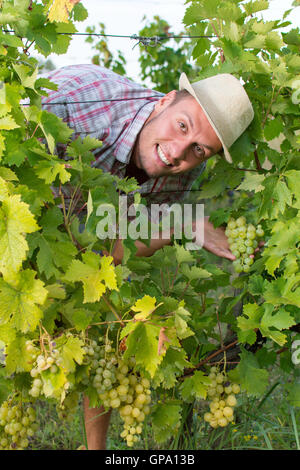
[194,144,205,157]
[178,121,186,131]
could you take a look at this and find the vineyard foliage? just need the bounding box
[0,0,299,449]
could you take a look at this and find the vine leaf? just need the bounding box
[64,252,118,303]
[48,0,81,23]
[123,322,163,378]
[0,269,48,333]
[0,195,39,276]
[131,295,162,321]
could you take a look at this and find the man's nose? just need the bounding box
[171,140,189,164]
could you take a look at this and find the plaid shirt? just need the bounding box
[41,64,205,207]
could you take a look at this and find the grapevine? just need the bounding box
[0,0,299,451]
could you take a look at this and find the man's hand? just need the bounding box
[193,217,236,261]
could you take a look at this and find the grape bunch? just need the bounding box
[225,216,264,273]
[0,399,38,450]
[83,336,152,448]
[85,338,118,396]
[100,359,151,448]
[29,344,64,399]
[204,366,240,429]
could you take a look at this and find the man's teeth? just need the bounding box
[158,146,171,166]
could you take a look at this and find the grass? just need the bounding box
[27,365,299,451]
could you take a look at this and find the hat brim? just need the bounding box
[179,73,232,164]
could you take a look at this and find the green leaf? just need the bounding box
[151,401,182,443]
[64,252,118,303]
[38,110,73,154]
[237,303,263,344]
[0,195,39,276]
[0,269,48,333]
[35,159,71,184]
[244,34,266,49]
[0,115,20,130]
[236,172,265,192]
[174,243,194,265]
[61,302,95,332]
[58,335,85,373]
[180,264,211,281]
[265,31,284,50]
[152,347,191,389]
[282,28,300,46]
[5,335,32,374]
[13,64,38,90]
[264,117,284,141]
[234,349,269,397]
[179,370,211,401]
[285,170,300,209]
[243,1,269,16]
[123,322,163,378]
[260,304,296,345]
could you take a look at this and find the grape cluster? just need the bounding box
[0,399,38,450]
[83,336,151,448]
[225,216,264,273]
[29,346,62,399]
[204,367,240,429]
[85,338,118,395]
[100,359,151,448]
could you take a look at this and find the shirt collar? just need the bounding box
[113,100,158,165]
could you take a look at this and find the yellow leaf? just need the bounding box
[48,0,81,23]
[132,295,162,321]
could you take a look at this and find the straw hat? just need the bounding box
[179,73,254,163]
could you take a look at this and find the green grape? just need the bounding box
[247,231,256,240]
[227,221,236,230]
[204,366,240,430]
[236,216,246,226]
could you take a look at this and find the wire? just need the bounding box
[21,96,161,106]
[3,29,216,40]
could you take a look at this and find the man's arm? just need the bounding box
[112,216,235,265]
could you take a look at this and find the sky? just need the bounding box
[41,0,300,86]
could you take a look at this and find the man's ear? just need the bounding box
[154,90,177,112]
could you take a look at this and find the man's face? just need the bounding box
[131,90,223,178]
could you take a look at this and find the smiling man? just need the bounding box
[41,64,254,449]
[130,88,223,178]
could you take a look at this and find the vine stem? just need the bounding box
[169,263,179,292]
[183,339,239,377]
[102,295,125,327]
[210,20,225,63]
[59,183,81,249]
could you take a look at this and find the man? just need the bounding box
[41,64,254,449]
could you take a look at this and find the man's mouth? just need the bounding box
[157,145,172,166]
